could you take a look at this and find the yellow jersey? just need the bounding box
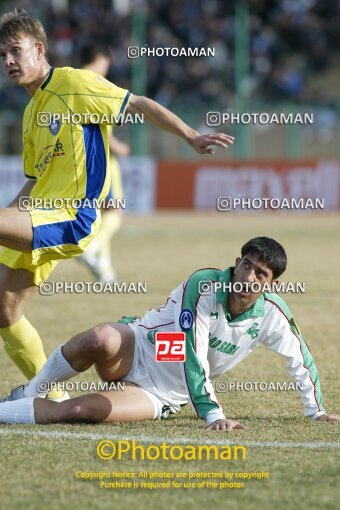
[22,66,130,203]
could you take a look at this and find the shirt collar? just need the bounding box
[41,66,54,90]
[216,266,265,322]
[32,67,54,101]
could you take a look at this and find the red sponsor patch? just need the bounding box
[155,332,186,362]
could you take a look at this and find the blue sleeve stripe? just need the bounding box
[116,91,131,125]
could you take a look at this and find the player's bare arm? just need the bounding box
[109,135,130,157]
[126,94,234,155]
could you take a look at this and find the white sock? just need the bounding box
[0,397,35,424]
[24,345,79,397]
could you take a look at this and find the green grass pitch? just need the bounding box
[0,212,339,510]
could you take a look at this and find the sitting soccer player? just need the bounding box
[0,237,339,429]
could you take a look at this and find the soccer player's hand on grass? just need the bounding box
[191,133,234,155]
[206,418,246,431]
[315,413,340,423]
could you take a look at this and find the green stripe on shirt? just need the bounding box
[181,268,221,419]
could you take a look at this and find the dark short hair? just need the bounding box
[0,8,48,54]
[79,44,111,67]
[241,237,287,279]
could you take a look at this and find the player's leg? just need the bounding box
[95,210,122,281]
[0,382,156,424]
[78,209,121,282]
[35,383,155,423]
[0,208,33,251]
[96,158,124,281]
[21,322,135,398]
[0,264,46,379]
[79,159,123,282]
[77,209,122,282]
[0,254,66,401]
[63,322,135,380]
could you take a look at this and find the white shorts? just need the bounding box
[137,387,172,420]
[121,319,188,420]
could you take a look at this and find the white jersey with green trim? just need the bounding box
[125,267,325,424]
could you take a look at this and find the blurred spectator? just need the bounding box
[0,0,339,142]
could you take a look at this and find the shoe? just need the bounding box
[0,386,70,403]
[99,271,118,284]
[97,256,118,283]
[0,385,26,402]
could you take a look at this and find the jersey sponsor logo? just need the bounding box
[246,321,260,340]
[34,139,65,176]
[208,334,240,356]
[155,332,186,362]
[179,309,194,331]
[49,115,61,135]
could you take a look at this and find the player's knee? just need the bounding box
[85,324,117,356]
[58,399,90,422]
[64,401,98,423]
[63,402,85,422]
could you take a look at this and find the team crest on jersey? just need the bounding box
[49,115,61,135]
[179,309,194,331]
[246,321,260,340]
[147,330,157,344]
[96,75,113,89]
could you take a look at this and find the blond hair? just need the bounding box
[0,8,48,53]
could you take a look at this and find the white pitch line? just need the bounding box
[0,428,339,449]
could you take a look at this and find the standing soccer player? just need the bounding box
[0,9,234,399]
[77,44,130,283]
